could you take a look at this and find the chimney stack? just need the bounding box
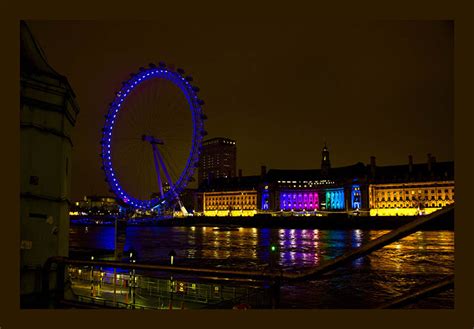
[238,169,242,178]
[408,155,413,174]
[370,156,376,177]
[427,153,432,172]
[261,165,267,177]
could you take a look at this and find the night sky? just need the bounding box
[26,20,453,200]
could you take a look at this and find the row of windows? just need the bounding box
[201,160,233,165]
[281,195,318,200]
[375,188,454,196]
[277,180,334,184]
[279,184,335,188]
[207,195,256,200]
[377,195,454,202]
[207,201,256,206]
[282,203,317,207]
[202,140,236,145]
[375,200,453,209]
[206,205,256,210]
[206,196,256,201]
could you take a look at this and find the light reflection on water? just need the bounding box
[70,226,454,308]
[70,226,454,273]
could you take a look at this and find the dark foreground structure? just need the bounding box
[20,21,80,305]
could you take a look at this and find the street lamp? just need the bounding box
[168,250,176,265]
[99,267,104,293]
[168,250,177,309]
[128,249,137,308]
[90,256,94,297]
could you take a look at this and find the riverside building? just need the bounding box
[367,154,454,216]
[196,145,454,217]
[197,137,236,185]
[197,174,260,216]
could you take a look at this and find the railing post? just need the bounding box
[56,262,65,303]
[41,261,51,307]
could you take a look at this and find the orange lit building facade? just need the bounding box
[203,190,258,216]
[367,154,454,216]
[368,181,454,216]
[196,148,454,217]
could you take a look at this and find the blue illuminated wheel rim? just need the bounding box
[101,64,206,210]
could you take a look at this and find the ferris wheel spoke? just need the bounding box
[133,90,153,135]
[124,112,141,136]
[144,147,155,199]
[112,141,143,161]
[120,96,141,134]
[147,79,165,132]
[114,137,142,142]
[160,152,176,182]
[163,99,187,124]
[141,83,153,133]
[131,142,143,198]
[161,146,183,184]
[149,143,164,198]
[130,102,147,134]
[113,140,143,151]
[148,80,163,132]
[151,146,164,199]
[137,143,149,200]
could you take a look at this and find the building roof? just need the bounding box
[197,160,454,191]
[265,162,368,182]
[370,161,454,183]
[20,20,76,97]
[202,137,236,145]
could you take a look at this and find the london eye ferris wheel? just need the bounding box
[100,63,207,214]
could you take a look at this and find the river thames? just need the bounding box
[70,225,454,308]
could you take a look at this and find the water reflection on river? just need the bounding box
[70,226,454,308]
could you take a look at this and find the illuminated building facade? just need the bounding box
[263,157,369,213]
[325,188,345,210]
[197,174,260,216]
[369,181,454,216]
[351,185,362,209]
[70,195,120,216]
[280,191,320,211]
[367,155,454,216]
[203,190,258,216]
[196,145,454,217]
[76,195,117,209]
[261,185,270,210]
[198,137,236,185]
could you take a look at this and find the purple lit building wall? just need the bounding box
[280,191,319,211]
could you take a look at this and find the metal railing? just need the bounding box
[65,269,268,309]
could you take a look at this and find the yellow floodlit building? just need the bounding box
[203,190,258,217]
[367,154,454,216]
[369,181,454,216]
